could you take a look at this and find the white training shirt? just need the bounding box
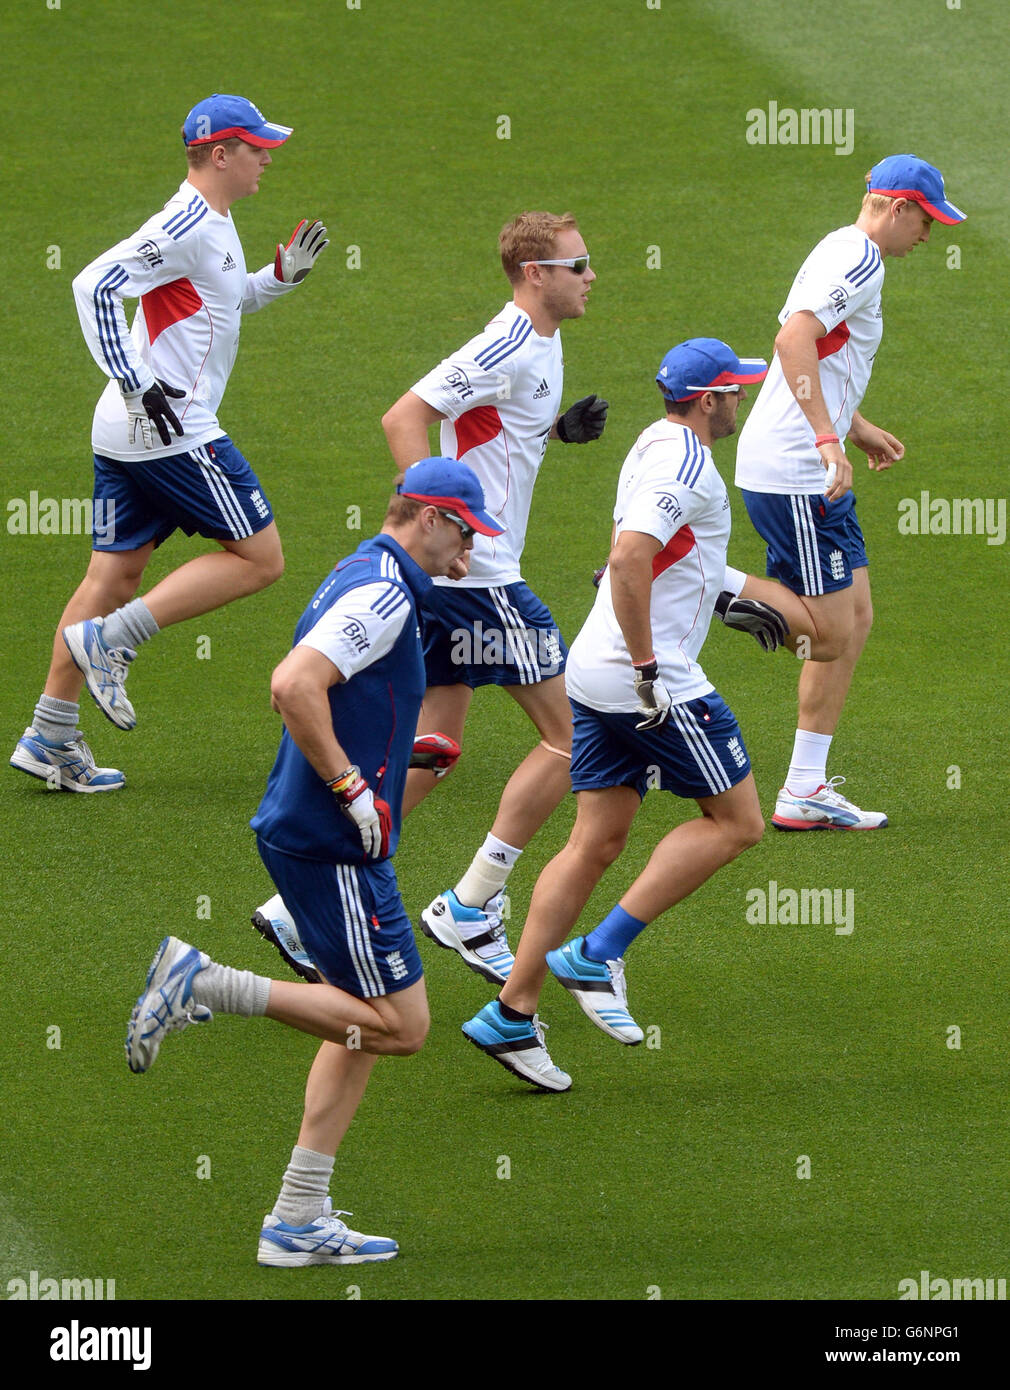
[735,224,885,494]
[73,179,296,462]
[565,420,732,712]
[297,580,412,681]
[411,301,563,587]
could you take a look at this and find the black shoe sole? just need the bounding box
[250,911,321,984]
[418,914,507,987]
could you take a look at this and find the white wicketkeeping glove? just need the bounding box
[274,219,329,283]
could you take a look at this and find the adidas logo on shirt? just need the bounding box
[532,378,551,400]
[221,252,237,271]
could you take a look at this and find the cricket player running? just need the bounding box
[735,155,965,829]
[125,459,501,1264]
[254,211,607,987]
[11,94,328,792]
[463,339,828,1090]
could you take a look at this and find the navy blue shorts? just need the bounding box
[92,436,274,551]
[740,489,867,596]
[420,581,567,688]
[569,693,751,800]
[256,841,423,999]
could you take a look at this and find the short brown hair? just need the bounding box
[183,135,246,169]
[383,473,426,526]
[658,386,694,418]
[499,211,579,284]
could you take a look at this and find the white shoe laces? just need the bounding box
[818,776,858,810]
[529,1014,562,1075]
[605,957,629,1006]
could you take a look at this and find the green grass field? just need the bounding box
[2,0,1008,1318]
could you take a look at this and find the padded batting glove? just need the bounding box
[409,732,461,778]
[328,766,392,858]
[556,394,609,443]
[632,657,672,730]
[714,591,788,653]
[274,219,329,283]
[123,379,186,450]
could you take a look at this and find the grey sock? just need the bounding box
[100,599,159,651]
[33,695,80,744]
[190,961,271,1017]
[272,1145,335,1226]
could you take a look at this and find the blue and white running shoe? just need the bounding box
[10,726,124,792]
[772,776,888,830]
[462,1000,571,1091]
[258,1197,398,1266]
[546,937,644,1045]
[62,617,136,730]
[125,936,212,1074]
[420,890,514,985]
[251,894,321,983]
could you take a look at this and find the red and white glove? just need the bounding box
[328,766,391,858]
[409,732,461,779]
[274,219,329,283]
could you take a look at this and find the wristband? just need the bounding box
[814,433,839,447]
[327,765,361,797]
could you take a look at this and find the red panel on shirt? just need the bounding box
[817,320,850,359]
[142,278,203,344]
[454,405,503,457]
[652,525,696,578]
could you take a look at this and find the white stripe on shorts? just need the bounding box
[489,586,538,684]
[789,494,823,596]
[671,703,732,795]
[335,864,383,997]
[192,447,253,539]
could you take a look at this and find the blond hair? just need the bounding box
[499,211,579,284]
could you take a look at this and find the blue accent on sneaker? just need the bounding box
[10,727,124,792]
[62,617,137,730]
[546,936,609,982]
[461,1001,572,1091]
[583,905,646,963]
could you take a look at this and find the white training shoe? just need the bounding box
[257,1198,398,1266]
[251,893,321,983]
[772,776,888,830]
[62,617,136,730]
[10,727,124,792]
[125,936,212,1074]
[419,890,515,985]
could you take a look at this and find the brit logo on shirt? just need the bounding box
[654,492,683,520]
[442,366,474,402]
[827,285,848,316]
[136,240,164,269]
[828,548,846,581]
[341,618,370,653]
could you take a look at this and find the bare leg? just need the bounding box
[265,976,429,1056]
[501,787,639,1014]
[620,774,765,921]
[490,675,573,848]
[795,568,873,736]
[297,1043,378,1156]
[43,545,155,701]
[739,573,852,661]
[142,522,284,627]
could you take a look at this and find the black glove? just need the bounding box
[714,591,788,653]
[556,394,608,443]
[124,379,186,449]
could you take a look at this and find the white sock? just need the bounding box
[785,729,832,797]
[272,1145,335,1226]
[190,960,271,1017]
[455,834,522,909]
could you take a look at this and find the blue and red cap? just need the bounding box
[397,458,504,536]
[866,155,965,224]
[182,95,293,148]
[657,338,768,404]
